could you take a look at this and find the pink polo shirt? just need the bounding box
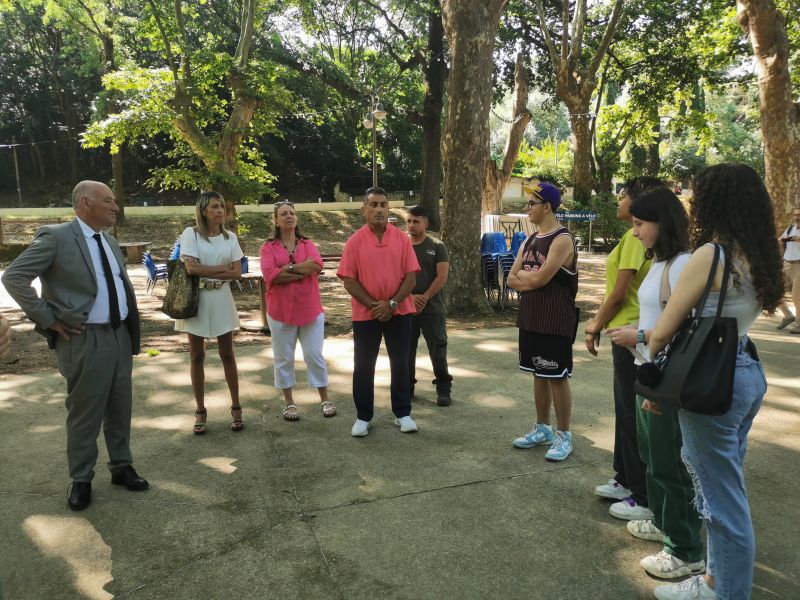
[260,238,324,327]
[337,223,420,321]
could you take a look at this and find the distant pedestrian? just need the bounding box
[776,206,800,332]
[338,187,420,437]
[507,181,578,462]
[405,205,453,406]
[260,200,334,421]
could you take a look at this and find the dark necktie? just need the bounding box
[92,233,121,328]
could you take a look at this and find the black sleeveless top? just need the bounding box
[516,227,578,338]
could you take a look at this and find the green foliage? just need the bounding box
[512,139,573,187]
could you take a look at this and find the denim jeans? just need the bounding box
[678,337,767,600]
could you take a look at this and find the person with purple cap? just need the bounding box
[507,180,579,461]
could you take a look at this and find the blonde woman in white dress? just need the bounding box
[176,192,244,434]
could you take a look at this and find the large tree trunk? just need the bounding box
[737,0,800,223]
[419,6,446,231]
[441,0,507,315]
[568,105,594,206]
[483,53,532,215]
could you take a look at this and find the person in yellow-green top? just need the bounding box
[585,177,664,521]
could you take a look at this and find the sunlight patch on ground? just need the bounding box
[131,415,188,431]
[474,340,516,353]
[23,515,113,600]
[765,377,800,392]
[27,424,61,434]
[473,394,517,409]
[198,456,238,474]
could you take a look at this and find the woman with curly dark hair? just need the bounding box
[648,164,783,600]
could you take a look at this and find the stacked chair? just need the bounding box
[142,252,168,294]
[480,232,510,308]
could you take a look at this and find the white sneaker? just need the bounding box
[627,519,664,542]
[594,478,632,500]
[641,550,705,579]
[609,497,654,521]
[654,575,717,599]
[394,416,418,433]
[350,419,370,437]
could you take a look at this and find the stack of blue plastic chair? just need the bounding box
[169,238,181,261]
[510,231,528,256]
[480,232,511,307]
[142,252,168,294]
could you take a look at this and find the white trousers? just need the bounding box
[268,312,328,389]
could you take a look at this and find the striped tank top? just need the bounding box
[516,226,579,338]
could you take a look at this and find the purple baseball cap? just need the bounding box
[523,181,562,211]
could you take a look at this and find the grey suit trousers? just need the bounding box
[57,323,133,481]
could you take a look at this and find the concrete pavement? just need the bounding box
[0,318,798,599]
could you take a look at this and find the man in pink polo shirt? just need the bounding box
[338,187,420,437]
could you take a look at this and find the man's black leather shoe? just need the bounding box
[68,482,92,511]
[111,466,149,491]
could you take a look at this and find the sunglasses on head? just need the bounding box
[274,200,294,208]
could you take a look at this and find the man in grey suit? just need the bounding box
[2,180,149,510]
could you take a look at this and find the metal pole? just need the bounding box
[12,137,22,207]
[588,221,593,253]
[371,95,378,188]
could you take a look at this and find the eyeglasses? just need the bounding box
[274,200,294,208]
[526,200,547,208]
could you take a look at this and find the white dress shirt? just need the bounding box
[77,217,129,324]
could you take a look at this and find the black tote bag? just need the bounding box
[634,244,739,415]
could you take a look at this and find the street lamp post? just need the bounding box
[362,94,387,188]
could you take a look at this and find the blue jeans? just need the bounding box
[678,338,767,600]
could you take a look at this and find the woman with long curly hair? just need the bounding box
[647,164,783,600]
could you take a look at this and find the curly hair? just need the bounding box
[690,163,784,311]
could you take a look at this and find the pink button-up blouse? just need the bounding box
[260,238,324,327]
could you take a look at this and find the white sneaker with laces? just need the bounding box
[609,496,654,520]
[350,419,370,437]
[544,430,572,461]
[394,416,418,433]
[627,519,664,542]
[641,550,705,579]
[594,478,632,500]
[654,575,717,599]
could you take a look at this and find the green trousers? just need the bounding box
[636,395,704,562]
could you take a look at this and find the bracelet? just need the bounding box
[637,329,647,344]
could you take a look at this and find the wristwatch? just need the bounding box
[389,299,398,310]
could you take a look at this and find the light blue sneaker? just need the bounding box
[545,430,573,461]
[512,423,554,448]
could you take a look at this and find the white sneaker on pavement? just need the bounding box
[654,575,717,599]
[627,519,664,542]
[594,478,632,500]
[641,550,705,579]
[350,419,371,437]
[394,416,418,433]
[609,496,654,520]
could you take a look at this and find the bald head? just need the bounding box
[72,180,118,231]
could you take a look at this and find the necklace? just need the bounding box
[280,237,298,264]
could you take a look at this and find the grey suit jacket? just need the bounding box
[1,218,141,354]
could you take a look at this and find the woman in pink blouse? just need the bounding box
[260,201,334,421]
